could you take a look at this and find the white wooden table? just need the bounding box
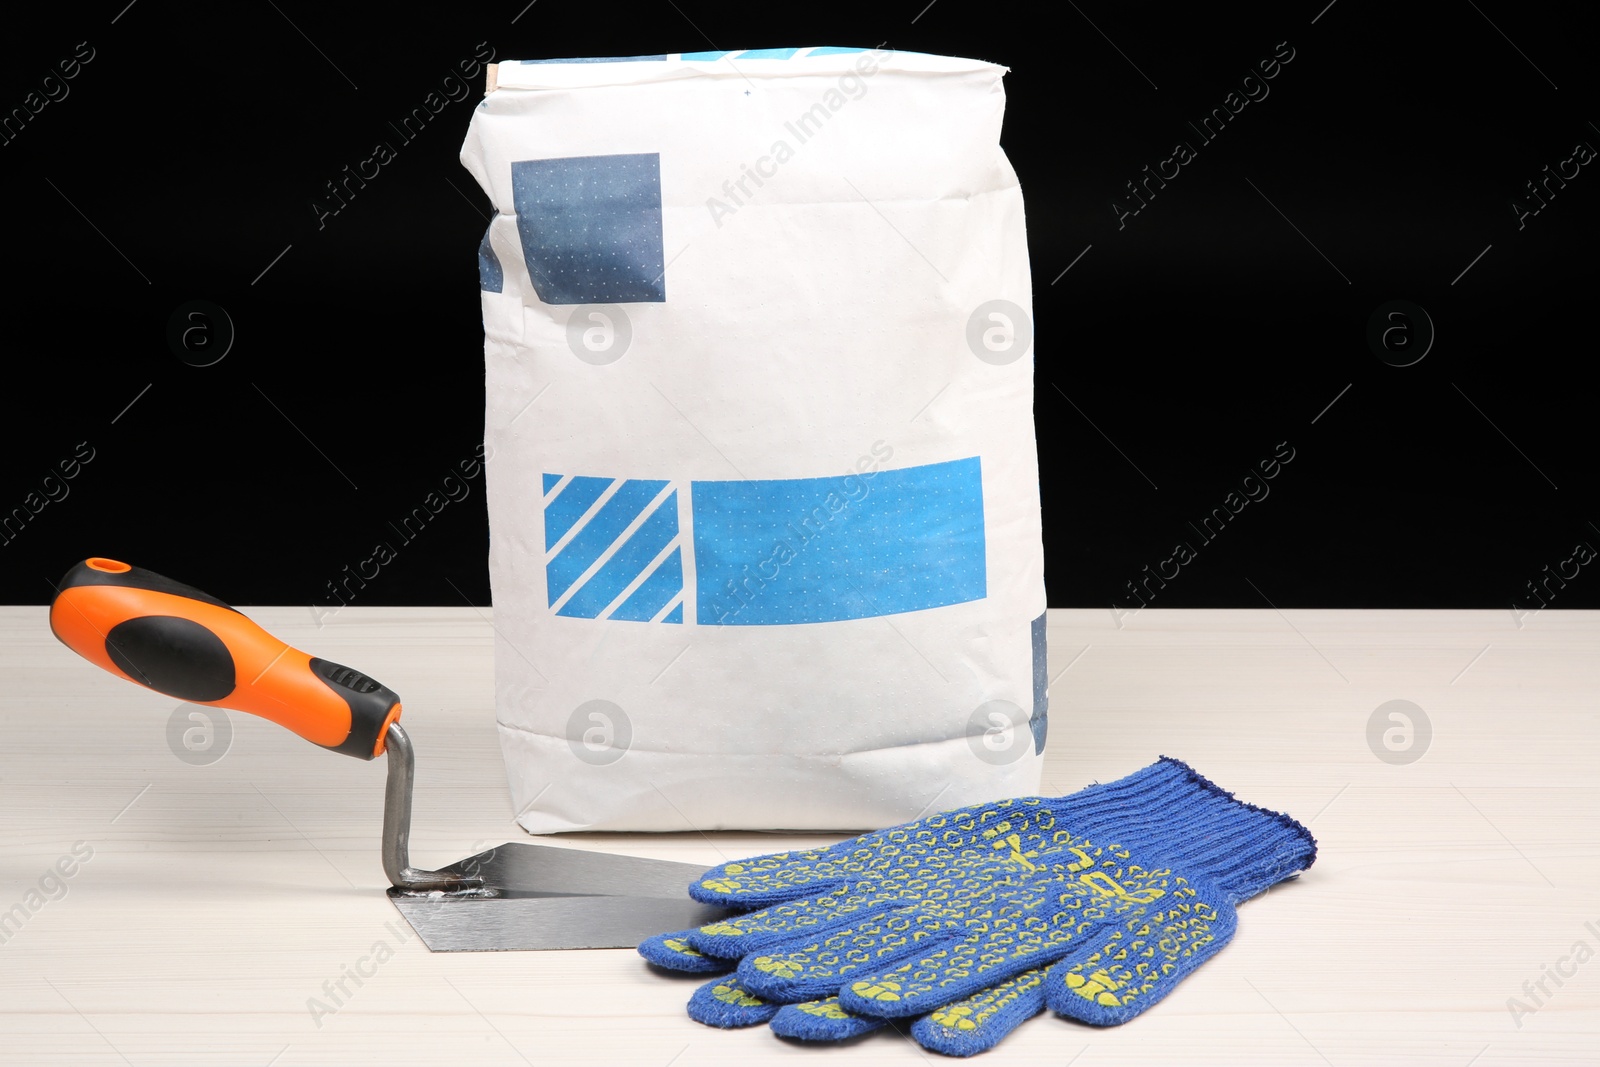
[2,606,1595,1065]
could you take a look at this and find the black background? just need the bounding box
[2,1,1595,613]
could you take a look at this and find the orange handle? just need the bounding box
[49,558,401,759]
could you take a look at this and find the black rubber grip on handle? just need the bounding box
[307,657,405,759]
[59,559,240,612]
[51,558,402,759]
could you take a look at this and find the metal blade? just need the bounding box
[391,893,733,951]
[386,841,736,951]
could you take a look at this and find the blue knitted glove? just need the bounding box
[640,757,1315,1056]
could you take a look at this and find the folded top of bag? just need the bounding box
[491,47,1006,91]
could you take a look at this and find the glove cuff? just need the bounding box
[1055,756,1316,902]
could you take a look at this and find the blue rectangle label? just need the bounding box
[692,457,987,626]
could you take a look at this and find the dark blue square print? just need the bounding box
[477,219,503,293]
[510,153,665,304]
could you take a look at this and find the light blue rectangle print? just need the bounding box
[692,457,986,626]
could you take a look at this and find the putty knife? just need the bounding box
[49,557,733,950]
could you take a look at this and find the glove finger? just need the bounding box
[837,894,1092,1020]
[769,997,886,1042]
[690,890,885,959]
[690,796,1065,908]
[838,934,1062,1020]
[909,967,1049,1058]
[689,870,974,959]
[687,975,779,1027]
[690,848,850,908]
[736,909,969,1003]
[637,930,735,974]
[1047,895,1237,1025]
[691,857,1034,959]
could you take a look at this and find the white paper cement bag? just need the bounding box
[460,46,1046,832]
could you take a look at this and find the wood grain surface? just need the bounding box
[1,606,1594,1065]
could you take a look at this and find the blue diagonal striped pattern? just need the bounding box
[609,547,684,622]
[544,476,614,550]
[557,492,679,618]
[544,475,683,623]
